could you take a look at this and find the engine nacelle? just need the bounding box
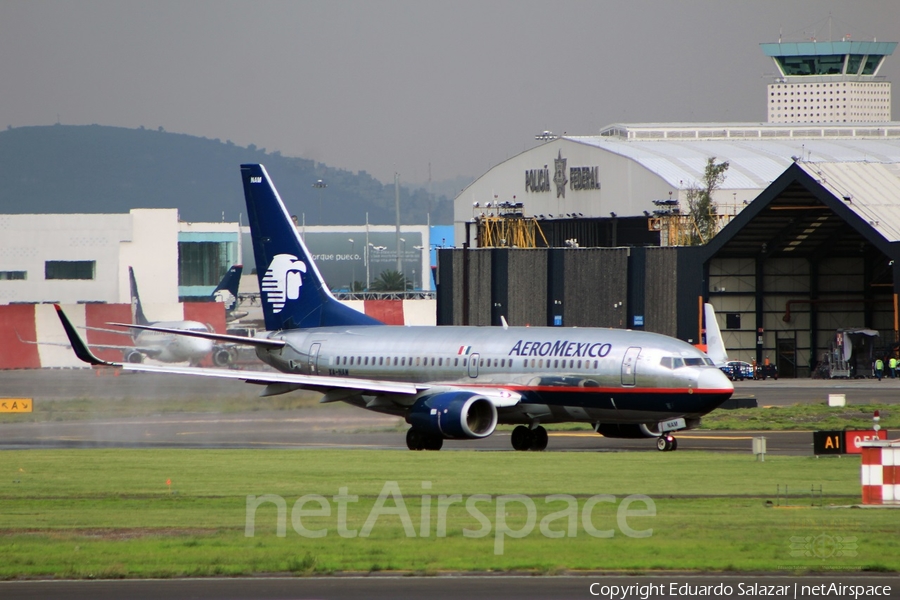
[213,348,233,367]
[406,391,497,439]
[124,350,144,364]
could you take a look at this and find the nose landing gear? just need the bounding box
[656,435,678,452]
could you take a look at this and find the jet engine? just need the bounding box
[406,391,497,439]
[213,348,233,367]
[124,350,144,364]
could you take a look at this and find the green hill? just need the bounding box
[0,124,452,225]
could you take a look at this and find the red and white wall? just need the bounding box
[0,302,226,369]
[0,299,434,369]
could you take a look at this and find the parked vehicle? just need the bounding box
[720,361,754,381]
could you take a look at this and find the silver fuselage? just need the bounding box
[255,325,734,426]
[135,320,214,363]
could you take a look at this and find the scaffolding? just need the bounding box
[648,200,743,246]
[473,200,548,248]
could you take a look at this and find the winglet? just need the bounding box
[53,305,116,366]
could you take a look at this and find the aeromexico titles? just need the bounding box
[55,164,734,452]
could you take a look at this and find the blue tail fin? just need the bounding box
[240,164,383,330]
[128,266,150,327]
[211,264,243,313]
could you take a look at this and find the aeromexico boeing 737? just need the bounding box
[55,164,734,452]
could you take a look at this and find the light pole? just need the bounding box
[348,239,355,291]
[399,238,406,285]
[312,179,327,225]
[368,243,386,290]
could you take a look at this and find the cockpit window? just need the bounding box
[662,356,714,369]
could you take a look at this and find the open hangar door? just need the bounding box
[699,161,900,378]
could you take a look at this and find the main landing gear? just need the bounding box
[406,428,443,451]
[656,434,678,452]
[511,425,548,451]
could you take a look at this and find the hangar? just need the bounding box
[703,160,900,378]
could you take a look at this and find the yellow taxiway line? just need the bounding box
[548,432,756,440]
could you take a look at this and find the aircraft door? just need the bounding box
[621,347,641,386]
[308,343,321,375]
[468,353,480,378]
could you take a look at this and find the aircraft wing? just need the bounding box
[57,305,420,396]
[14,329,161,357]
[79,324,134,336]
[56,306,523,405]
[106,321,286,350]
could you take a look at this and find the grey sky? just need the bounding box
[2,1,898,186]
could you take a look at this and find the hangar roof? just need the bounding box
[799,161,900,242]
[566,123,900,192]
[702,161,900,262]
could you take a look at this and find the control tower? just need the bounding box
[761,40,897,123]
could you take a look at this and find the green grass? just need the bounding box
[701,403,897,431]
[1,449,896,578]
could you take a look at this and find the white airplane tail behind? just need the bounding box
[703,303,728,366]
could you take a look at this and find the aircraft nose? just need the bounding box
[697,367,734,392]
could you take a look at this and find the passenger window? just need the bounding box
[379,357,383,366]
[364,357,369,366]
[416,357,421,366]
[350,357,354,366]
[577,360,582,369]
[454,358,459,367]
[401,357,406,366]
[554,359,559,368]
[462,359,467,367]
[394,357,398,366]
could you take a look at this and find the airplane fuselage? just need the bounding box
[134,320,214,363]
[256,324,734,427]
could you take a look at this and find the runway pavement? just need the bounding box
[1,368,895,453]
